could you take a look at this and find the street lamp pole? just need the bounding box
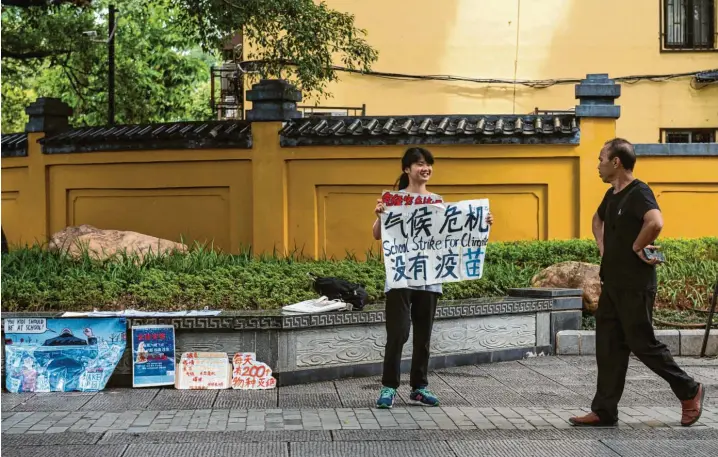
[108,4,116,125]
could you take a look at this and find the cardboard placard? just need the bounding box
[175,352,231,390]
[231,352,276,390]
[132,325,175,387]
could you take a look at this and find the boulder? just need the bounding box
[49,224,187,261]
[531,261,601,313]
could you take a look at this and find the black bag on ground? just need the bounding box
[310,274,368,311]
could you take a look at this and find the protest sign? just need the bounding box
[4,317,126,393]
[380,198,490,289]
[231,353,277,390]
[175,352,231,390]
[132,325,176,387]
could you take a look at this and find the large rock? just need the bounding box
[531,261,601,313]
[49,224,187,261]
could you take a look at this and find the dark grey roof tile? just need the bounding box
[41,120,252,153]
[280,114,579,146]
[1,132,28,157]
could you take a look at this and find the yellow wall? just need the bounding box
[295,0,718,143]
[3,116,718,258]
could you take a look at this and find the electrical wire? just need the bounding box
[239,59,718,89]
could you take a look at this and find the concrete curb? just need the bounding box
[556,329,718,356]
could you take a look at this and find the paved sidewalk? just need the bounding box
[2,355,718,456]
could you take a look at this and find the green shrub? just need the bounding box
[1,238,716,312]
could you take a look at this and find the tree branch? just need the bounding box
[2,49,72,59]
[1,0,91,7]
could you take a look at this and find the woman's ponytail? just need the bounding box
[394,172,409,190]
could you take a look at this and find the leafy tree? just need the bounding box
[1,0,216,130]
[1,0,378,132]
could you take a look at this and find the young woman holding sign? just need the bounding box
[372,147,493,408]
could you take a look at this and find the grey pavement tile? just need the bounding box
[1,393,36,411]
[125,443,286,457]
[0,432,102,446]
[512,388,590,407]
[2,445,126,457]
[291,441,455,457]
[10,393,95,412]
[633,389,683,406]
[334,376,408,408]
[448,439,619,457]
[81,388,159,411]
[214,389,277,409]
[674,357,718,367]
[602,439,718,457]
[281,381,337,393]
[435,366,507,388]
[99,430,332,444]
[457,387,534,407]
[396,374,471,406]
[332,427,718,441]
[147,389,217,410]
[279,393,342,408]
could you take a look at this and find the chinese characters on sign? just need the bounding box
[381,190,443,207]
[380,197,490,289]
[132,325,176,388]
[175,352,232,390]
[231,353,277,390]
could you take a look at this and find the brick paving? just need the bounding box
[2,356,718,456]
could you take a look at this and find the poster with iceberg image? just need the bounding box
[3,317,127,393]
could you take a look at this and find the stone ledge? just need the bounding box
[556,329,717,356]
[634,143,718,157]
[0,293,579,387]
[0,297,552,331]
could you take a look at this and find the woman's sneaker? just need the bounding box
[410,387,440,406]
[376,386,397,409]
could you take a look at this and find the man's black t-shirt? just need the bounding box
[597,179,659,290]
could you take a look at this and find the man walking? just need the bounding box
[569,138,705,427]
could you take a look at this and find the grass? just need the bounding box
[1,238,716,313]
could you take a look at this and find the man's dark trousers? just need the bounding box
[591,284,699,423]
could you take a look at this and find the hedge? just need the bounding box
[1,238,716,312]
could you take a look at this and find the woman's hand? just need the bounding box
[486,211,494,226]
[374,199,386,219]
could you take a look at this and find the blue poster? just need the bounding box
[132,325,175,387]
[3,317,126,393]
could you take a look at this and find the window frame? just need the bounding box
[660,0,718,52]
[660,128,718,143]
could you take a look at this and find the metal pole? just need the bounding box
[108,5,116,125]
[700,278,718,357]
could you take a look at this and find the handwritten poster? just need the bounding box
[231,353,277,390]
[3,317,126,393]
[175,352,231,390]
[132,325,175,387]
[380,198,490,289]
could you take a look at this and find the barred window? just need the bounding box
[663,0,716,50]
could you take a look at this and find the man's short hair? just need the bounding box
[603,138,636,171]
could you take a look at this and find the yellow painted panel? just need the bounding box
[288,156,576,258]
[47,160,252,253]
[652,184,718,239]
[1,167,29,246]
[317,184,547,259]
[68,188,231,249]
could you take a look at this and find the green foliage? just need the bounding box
[1,0,218,131]
[2,238,716,312]
[175,0,378,98]
[1,0,378,131]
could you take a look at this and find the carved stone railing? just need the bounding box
[1,288,582,387]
